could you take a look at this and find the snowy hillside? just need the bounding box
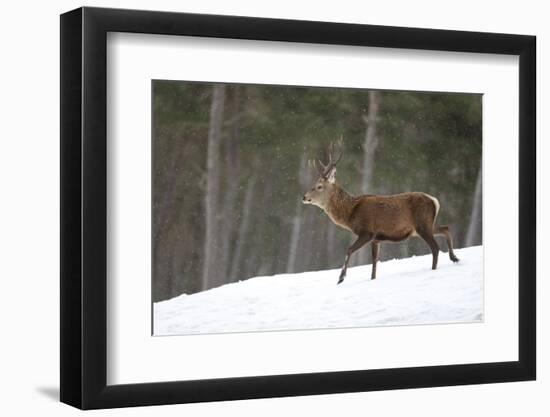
[154,246,483,336]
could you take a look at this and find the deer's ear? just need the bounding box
[326,167,336,183]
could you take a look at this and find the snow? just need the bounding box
[154,246,483,336]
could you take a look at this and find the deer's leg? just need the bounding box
[435,225,459,263]
[371,241,380,280]
[338,233,373,285]
[418,230,440,270]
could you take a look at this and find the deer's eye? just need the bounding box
[317,185,323,190]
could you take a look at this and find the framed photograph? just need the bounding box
[60,6,536,409]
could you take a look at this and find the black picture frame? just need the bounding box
[60,6,536,410]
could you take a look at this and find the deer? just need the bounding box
[302,141,459,285]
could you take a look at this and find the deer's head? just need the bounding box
[302,141,343,209]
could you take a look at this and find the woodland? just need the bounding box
[153,81,482,301]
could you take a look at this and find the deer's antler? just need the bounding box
[318,138,344,178]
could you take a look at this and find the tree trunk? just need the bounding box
[361,91,380,194]
[218,87,242,280]
[465,163,482,247]
[247,161,276,278]
[201,84,226,291]
[356,90,380,266]
[152,130,189,301]
[286,205,303,274]
[326,218,337,267]
[229,173,257,282]
[286,154,308,273]
[294,154,318,273]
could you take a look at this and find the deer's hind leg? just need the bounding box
[435,225,459,263]
[417,229,440,270]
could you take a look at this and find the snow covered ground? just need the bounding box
[153,246,483,336]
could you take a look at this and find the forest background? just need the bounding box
[153,81,482,302]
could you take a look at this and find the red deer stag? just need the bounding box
[302,142,459,284]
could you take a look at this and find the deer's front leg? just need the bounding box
[337,233,373,285]
[371,241,380,280]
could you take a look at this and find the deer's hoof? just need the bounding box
[337,278,344,285]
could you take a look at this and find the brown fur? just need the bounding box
[304,177,459,284]
[329,189,435,239]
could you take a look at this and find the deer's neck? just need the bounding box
[323,185,358,230]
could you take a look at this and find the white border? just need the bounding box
[107,33,519,385]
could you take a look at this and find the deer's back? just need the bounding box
[349,192,437,240]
